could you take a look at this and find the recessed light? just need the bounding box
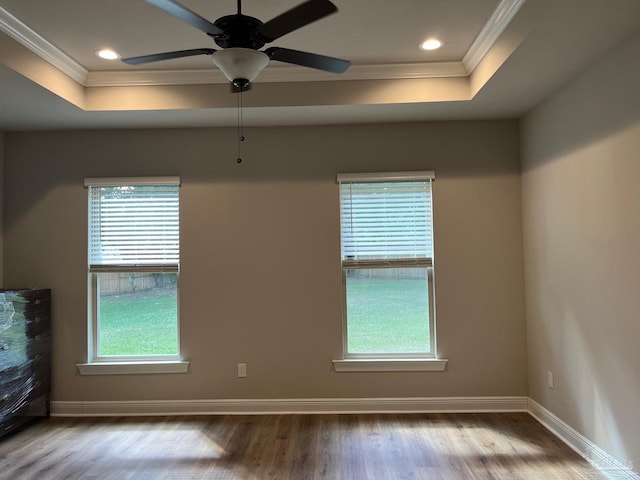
[96,49,120,60]
[420,39,443,51]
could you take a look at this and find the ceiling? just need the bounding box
[1,0,640,130]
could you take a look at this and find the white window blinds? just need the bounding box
[86,177,180,271]
[338,172,434,268]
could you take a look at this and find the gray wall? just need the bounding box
[3,120,526,402]
[521,28,640,471]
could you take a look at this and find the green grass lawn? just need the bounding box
[98,288,178,356]
[346,274,431,354]
[97,276,429,356]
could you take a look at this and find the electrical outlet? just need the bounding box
[237,363,247,378]
[547,371,554,389]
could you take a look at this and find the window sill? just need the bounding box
[76,361,190,375]
[333,358,448,372]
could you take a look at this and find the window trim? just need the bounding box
[341,266,436,360]
[332,358,447,372]
[83,177,186,371]
[76,360,189,376]
[87,270,182,364]
[84,176,181,187]
[335,171,446,370]
[336,171,435,183]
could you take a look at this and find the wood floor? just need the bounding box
[0,412,604,480]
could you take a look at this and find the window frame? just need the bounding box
[334,171,447,372]
[341,266,436,360]
[87,269,181,363]
[81,177,186,371]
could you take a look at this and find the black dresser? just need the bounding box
[0,289,51,439]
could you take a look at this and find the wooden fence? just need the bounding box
[99,273,172,295]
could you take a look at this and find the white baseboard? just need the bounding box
[50,396,638,479]
[528,398,639,480]
[51,395,528,417]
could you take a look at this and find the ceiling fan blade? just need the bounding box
[122,48,216,65]
[145,0,223,35]
[265,47,350,73]
[258,0,337,42]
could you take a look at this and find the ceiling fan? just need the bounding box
[122,0,351,90]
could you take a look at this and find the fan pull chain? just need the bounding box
[236,87,245,164]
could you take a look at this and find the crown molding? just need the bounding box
[86,69,224,87]
[0,5,88,84]
[463,0,527,73]
[85,61,468,87]
[1,0,521,88]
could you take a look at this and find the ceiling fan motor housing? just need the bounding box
[212,15,267,50]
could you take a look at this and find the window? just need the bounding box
[335,171,444,370]
[85,177,181,365]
